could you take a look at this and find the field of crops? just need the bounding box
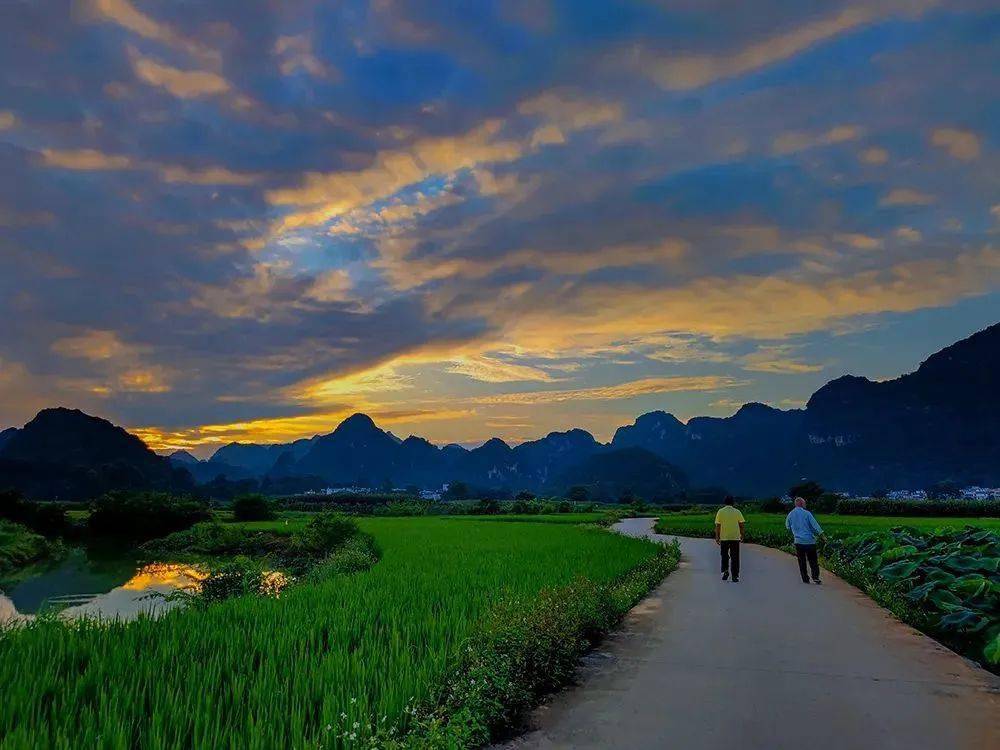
[0,517,664,748]
[654,511,1000,542]
[825,527,999,669]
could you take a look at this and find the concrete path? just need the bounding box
[501,518,1000,750]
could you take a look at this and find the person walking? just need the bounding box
[714,496,745,582]
[786,496,824,584]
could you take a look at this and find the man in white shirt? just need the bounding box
[785,497,824,584]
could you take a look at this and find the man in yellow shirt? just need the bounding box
[714,496,745,582]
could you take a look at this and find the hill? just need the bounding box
[0,408,191,500]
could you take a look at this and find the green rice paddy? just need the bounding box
[0,517,661,749]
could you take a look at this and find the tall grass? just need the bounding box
[0,517,661,748]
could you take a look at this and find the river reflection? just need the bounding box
[0,549,207,623]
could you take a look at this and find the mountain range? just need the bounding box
[1,323,997,500]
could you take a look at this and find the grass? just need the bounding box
[0,516,667,748]
[0,520,59,575]
[654,511,1000,542]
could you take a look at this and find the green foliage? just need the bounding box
[87,491,210,539]
[0,520,61,574]
[0,518,664,748]
[825,526,1000,669]
[143,513,361,576]
[199,557,287,603]
[231,494,276,521]
[295,512,358,553]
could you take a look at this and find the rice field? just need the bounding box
[0,517,661,749]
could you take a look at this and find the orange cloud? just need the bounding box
[470,376,746,405]
[772,125,862,155]
[131,54,230,98]
[859,146,889,165]
[881,188,936,206]
[930,128,981,161]
[40,147,257,186]
[87,0,218,65]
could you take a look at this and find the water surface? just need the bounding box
[0,547,205,623]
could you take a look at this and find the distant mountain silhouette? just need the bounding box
[613,323,1000,494]
[611,403,804,495]
[2,323,997,499]
[167,450,199,465]
[0,408,191,500]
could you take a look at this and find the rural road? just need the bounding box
[500,517,1000,750]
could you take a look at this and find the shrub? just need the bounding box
[295,512,359,554]
[199,557,289,603]
[305,534,381,579]
[141,522,284,558]
[88,491,210,539]
[0,520,61,574]
[231,494,276,521]
[758,496,787,513]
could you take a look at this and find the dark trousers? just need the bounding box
[795,543,820,582]
[720,540,740,578]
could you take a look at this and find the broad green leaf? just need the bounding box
[883,545,918,561]
[879,559,920,582]
[984,633,1000,666]
[937,609,986,632]
[905,581,936,603]
[924,568,956,585]
[951,574,989,598]
[927,588,963,612]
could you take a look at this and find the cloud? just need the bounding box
[880,188,936,206]
[0,111,17,130]
[446,355,558,383]
[895,226,922,242]
[470,376,746,405]
[50,330,172,394]
[41,149,133,170]
[645,7,874,90]
[39,148,256,186]
[741,345,824,374]
[772,125,862,155]
[51,329,131,361]
[859,146,889,164]
[274,34,337,79]
[266,119,525,236]
[86,0,218,65]
[131,54,230,98]
[835,233,882,250]
[930,127,982,161]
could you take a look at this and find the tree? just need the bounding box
[444,481,469,502]
[514,490,536,503]
[927,480,960,500]
[567,485,590,503]
[232,494,276,521]
[788,480,824,502]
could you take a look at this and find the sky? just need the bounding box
[0,0,997,457]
